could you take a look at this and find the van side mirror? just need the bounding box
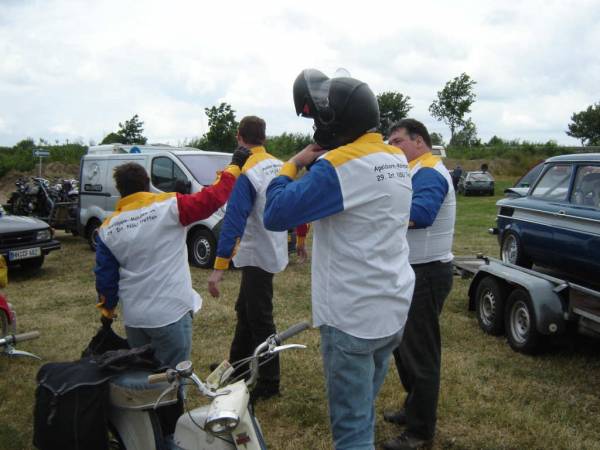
[184,181,192,194]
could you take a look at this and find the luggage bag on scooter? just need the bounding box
[33,359,113,450]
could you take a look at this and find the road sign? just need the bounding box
[33,149,50,158]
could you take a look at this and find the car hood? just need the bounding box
[0,215,49,232]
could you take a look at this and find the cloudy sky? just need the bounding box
[1,0,599,147]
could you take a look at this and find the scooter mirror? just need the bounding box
[175,360,193,377]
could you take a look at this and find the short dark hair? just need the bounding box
[238,116,266,146]
[113,162,150,197]
[389,118,432,148]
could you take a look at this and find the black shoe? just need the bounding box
[383,409,407,426]
[382,432,433,450]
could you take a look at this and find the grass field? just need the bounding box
[2,177,600,450]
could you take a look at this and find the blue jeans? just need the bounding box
[125,312,193,369]
[320,325,403,450]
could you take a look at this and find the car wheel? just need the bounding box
[505,288,542,354]
[20,256,45,272]
[475,276,507,335]
[500,231,532,268]
[86,219,101,252]
[187,228,216,269]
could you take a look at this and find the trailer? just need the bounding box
[454,255,600,354]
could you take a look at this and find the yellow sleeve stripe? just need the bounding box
[279,162,298,179]
[224,165,241,178]
[214,256,230,270]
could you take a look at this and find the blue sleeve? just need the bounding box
[264,159,344,231]
[94,237,120,309]
[410,168,449,228]
[216,174,256,259]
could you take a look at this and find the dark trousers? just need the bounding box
[229,266,280,390]
[393,261,453,439]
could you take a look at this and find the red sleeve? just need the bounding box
[177,171,236,226]
[296,223,310,237]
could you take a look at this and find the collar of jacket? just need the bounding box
[353,132,384,145]
[250,146,266,154]
[116,191,155,210]
[408,151,435,169]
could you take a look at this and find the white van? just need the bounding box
[431,145,447,158]
[78,144,231,268]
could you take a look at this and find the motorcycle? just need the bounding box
[108,321,310,450]
[0,294,41,359]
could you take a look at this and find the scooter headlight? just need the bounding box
[205,411,240,435]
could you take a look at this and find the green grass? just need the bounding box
[2,177,600,449]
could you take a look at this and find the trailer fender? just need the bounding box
[468,262,566,335]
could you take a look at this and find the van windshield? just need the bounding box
[177,154,231,186]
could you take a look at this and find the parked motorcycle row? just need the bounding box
[5,176,79,234]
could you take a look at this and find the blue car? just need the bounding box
[493,153,600,278]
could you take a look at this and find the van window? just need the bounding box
[531,164,572,201]
[177,154,231,186]
[151,157,189,192]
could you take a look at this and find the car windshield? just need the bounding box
[177,154,231,186]
[468,172,493,181]
[514,162,544,188]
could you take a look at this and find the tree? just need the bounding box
[100,132,127,145]
[430,132,444,146]
[566,102,600,146]
[198,103,239,151]
[451,119,480,147]
[429,73,477,144]
[376,92,412,137]
[117,114,148,144]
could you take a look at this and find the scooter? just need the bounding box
[108,321,310,450]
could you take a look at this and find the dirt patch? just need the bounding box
[0,162,79,203]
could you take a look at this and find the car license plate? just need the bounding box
[8,247,41,261]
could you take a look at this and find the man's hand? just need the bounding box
[208,270,225,298]
[297,243,308,264]
[290,144,327,169]
[231,146,251,169]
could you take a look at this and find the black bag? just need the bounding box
[33,359,113,450]
[81,317,130,358]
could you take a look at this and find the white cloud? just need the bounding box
[0,0,599,146]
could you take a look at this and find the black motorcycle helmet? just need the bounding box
[293,69,380,149]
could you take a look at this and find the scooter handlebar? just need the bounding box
[13,331,40,343]
[147,372,170,384]
[274,322,311,345]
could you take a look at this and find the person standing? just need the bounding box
[207,116,289,401]
[383,119,456,450]
[95,148,249,368]
[264,69,414,450]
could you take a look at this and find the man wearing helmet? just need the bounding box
[264,69,415,450]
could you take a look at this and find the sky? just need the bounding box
[1,0,599,147]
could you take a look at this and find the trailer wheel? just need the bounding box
[505,288,542,354]
[500,231,532,269]
[475,276,506,335]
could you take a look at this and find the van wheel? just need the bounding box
[505,288,543,354]
[475,276,506,335]
[86,219,101,252]
[20,256,45,272]
[500,231,532,269]
[187,228,216,269]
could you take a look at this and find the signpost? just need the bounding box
[33,149,50,177]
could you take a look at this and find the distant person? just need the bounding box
[264,69,414,450]
[207,116,291,402]
[94,149,249,368]
[452,164,462,189]
[383,118,456,450]
[481,163,489,173]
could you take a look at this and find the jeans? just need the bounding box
[229,266,279,391]
[393,261,453,439]
[320,325,403,450]
[125,312,193,369]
